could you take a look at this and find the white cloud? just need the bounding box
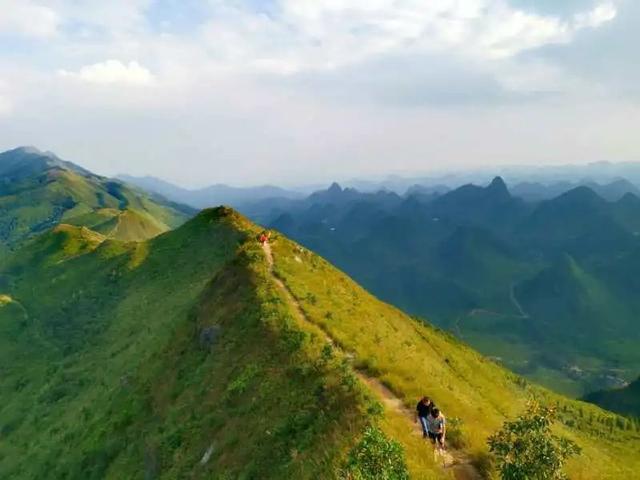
[58,60,155,86]
[0,0,634,186]
[198,1,618,72]
[575,3,617,29]
[0,0,59,37]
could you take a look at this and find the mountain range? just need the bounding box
[259,178,640,398]
[0,147,193,256]
[2,147,640,478]
[117,174,304,210]
[510,179,640,202]
[336,161,640,195]
[1,205,639,478]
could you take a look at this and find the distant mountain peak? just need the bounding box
[11,146,60,160]
[487,176,509,194]
[14,145,42,154]
[328,182,342,193]
[0,146,93,178]
[558,185,603,203]
[618,191,640,205]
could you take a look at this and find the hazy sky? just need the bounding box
[0,0,638,187]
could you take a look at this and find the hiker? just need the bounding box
[259,231,269,245]
[415,397,433,438]
[427,408,446,450]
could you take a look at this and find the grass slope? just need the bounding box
[0,209,638,479]
[270,232,640,479]
[0,209,374,479]
[0,147,192,252]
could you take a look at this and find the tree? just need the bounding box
[343,426,409,480]
[488,402,581,480]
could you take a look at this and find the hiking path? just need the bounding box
[262,241,483,480]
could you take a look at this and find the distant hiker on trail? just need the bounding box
[415,397,433,438]
[259,231,270,245]
[427,408,446,450]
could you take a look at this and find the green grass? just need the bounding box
[0,209,381,479]
[0,159,191,254]
[269,231,640,479]
[1,209,640,479]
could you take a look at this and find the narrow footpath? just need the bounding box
[262,242,482,480]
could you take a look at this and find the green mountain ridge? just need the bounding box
[0,147,193,254]
[1,207,639,478]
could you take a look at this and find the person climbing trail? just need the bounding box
[259,231,270,245]
[415,396,433,438]
[427,407,447,452]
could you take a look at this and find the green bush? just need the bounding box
[224,364,260,402]
[488,402,581,480]
[343,426,409,480]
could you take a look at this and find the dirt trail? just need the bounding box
[262,242,482,480]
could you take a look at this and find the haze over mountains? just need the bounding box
[121,167,640,212]
[341,162,640,198]
[118,174,304,210]
[2,147,640,478]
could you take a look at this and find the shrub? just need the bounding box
[343,426,409,480]
[224,364,260,403]
[488,402,581,480]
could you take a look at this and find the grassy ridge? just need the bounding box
[0,209,386,479]
[1,209,639,478]
[0,148,192,252]
[269,232,640,479]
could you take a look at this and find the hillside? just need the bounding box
[584,377,640,418]
[0,147,193,254]
[262,179,640,397]
[1,207,639,479]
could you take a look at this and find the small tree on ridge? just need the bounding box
[488,402,581,480]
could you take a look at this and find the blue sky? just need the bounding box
[0,0,637,187]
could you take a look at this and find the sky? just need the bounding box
[0,0,638,187]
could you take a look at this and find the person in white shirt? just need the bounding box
[427,408,446,450]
